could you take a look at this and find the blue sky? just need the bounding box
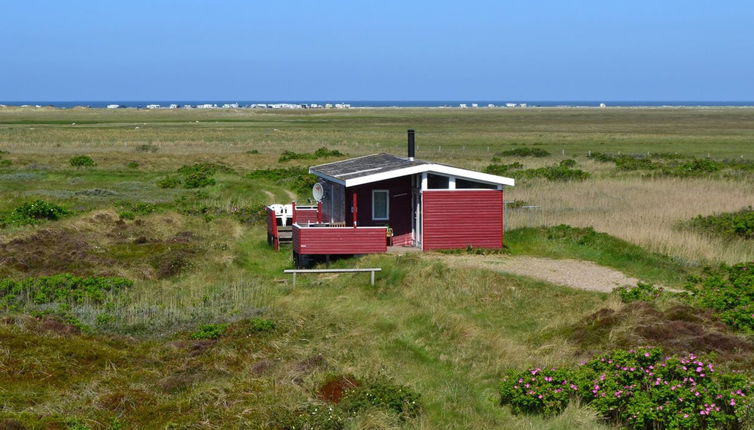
[2,0,753,101]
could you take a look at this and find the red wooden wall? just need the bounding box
[422,190,503,250]
[292,225,388,255]
[294,207,319,224]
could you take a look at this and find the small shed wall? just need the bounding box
[421,190,503,250]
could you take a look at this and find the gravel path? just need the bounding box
[436,255,641,293]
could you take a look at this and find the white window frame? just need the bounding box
[372,189,389,221]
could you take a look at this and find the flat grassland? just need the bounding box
[0,107,753,429]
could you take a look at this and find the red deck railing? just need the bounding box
[292,224,388,255]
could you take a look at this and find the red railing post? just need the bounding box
[352,193,358,228]
[270,208,280,251]
[317,201,322,223]
[291,201,297,225]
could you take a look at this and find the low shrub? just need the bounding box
[483,162,524,176]
[663,159,723,177]
[498,147,551,157]
[4,200,70,225]
[616,282,669,303]
[0,273,133,310]
[0,159,11,167]
[70,155,95,168]
[587,152,616,163]
[614,156,657,171]
[156,176,180,188]
[339,378,421,418]
[500,347,752,429]
[115,201,158,219]
[685,207,754,240]
[559,159,577,168]
[246,149,260,154]
[246,167,317,197]
[517,165,590,181]
[191,323,228,340]
[248,317,276,333]
[176,162,234,176]
[274,404,345,430]
[279,147,345,162]
[686,262,754,333]
[126,161,139,169]
[182,172,216,188]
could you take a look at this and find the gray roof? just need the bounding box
[310,153,429,180]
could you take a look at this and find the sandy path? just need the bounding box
[435,254,641,293]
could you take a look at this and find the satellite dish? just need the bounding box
[312,182,325,202]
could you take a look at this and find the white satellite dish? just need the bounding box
[312,182,325,202]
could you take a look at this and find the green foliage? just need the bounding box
[69,155,96,168]
[182,172,216,189]
[191,323,228,340]
[248,317,276,333]
[686,262,754,333]
[616,282,668,303]
[685,207,754,240]
[126,161,139,169]
[517,164,590,181]
[0,159,11,167]
[4,199,70,226]
[339,378,421,418]
[246,149,260,154]
[246,167,318,197]
[176,162,234,176]
[559,159,577,168]
[614,156,657,171]
[483,162,524,175]
[275,404,345,430]
[0,274,133,310]
[498,147,551,157]
[500,347,751,429]
[664,159,723,177]
[115,201,159,220]
[157,176,181,188]
[279,146,345,162]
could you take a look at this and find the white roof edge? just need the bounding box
[336,164,515,187]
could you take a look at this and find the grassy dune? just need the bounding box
[1,107,753,429]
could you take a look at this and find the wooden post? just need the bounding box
[352,192,358,228]
[270,209,279,251]
[291,201,297,225]
[370,270,375,286]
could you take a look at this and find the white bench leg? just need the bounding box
[370,271,375,286]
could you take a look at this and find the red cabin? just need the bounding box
[268,130,515,267]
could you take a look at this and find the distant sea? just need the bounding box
[2,100,754,108]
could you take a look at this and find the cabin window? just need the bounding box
[372,190,389,220]
[456,178,498,189]
[427,173,450,189]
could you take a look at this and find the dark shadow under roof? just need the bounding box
[310,153,429,180]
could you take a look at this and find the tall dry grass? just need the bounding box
[507,177,754,265]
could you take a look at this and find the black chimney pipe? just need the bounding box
[407,129,415,160]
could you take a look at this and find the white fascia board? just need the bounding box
[344,165,430,187]
[342,164,515,187]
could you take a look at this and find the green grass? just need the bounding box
[505,225,691,287]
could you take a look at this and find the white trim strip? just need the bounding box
[317,164,515,187]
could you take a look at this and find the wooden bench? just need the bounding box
[283,268,381,287]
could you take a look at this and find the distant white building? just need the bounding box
[106,104,120,109]
[519,103,527,108]
[334,103,351,109]
[459,103,468,108]
[599,103,607,108]
[145,104,160,109]
[505,103,516,108]
[471,103,479,108]
[169,104,178,109]
[222,103,240,109]
[487,104,495,108]
[325,103,333,109]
